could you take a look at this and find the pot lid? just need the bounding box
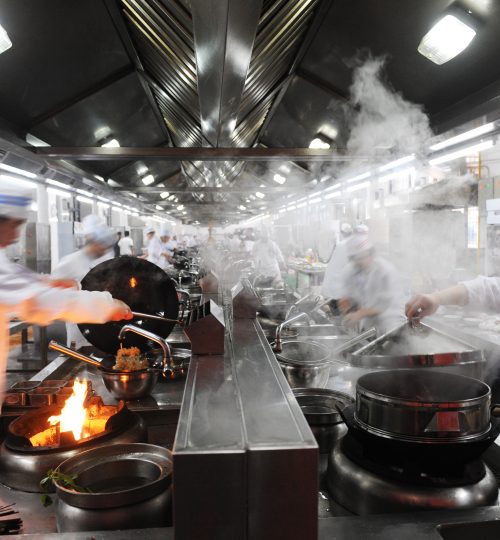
[276,340,330,366]
[78,256,179,354]
[293,388,353,424]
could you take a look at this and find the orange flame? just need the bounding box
[129,277,137,288]
[48,379,88,441]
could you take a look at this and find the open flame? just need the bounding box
[129,277,137,288]
[48,378,88,440]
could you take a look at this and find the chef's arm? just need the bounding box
[405,284,467,319]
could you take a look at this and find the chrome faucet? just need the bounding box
[118,324,173,374]
[274,312,310,353]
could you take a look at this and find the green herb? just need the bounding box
[39,469,92,507]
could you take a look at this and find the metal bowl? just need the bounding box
[101,369,159,400]
[276,340,331,388]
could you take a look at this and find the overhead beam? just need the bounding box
[33,147,363,162]
[116,186,295,194]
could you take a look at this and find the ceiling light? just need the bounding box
[107,179,120,187]
[255,192,265,199]
[97,196,110,203]
[100,136,120,148]
[47,187,71,198]
[76,189,94,198]
[47,179,71,190]
[160,192,170,199]
[345,181,371,193]
[430,122,495,151]
[324,191,341,200]
[97,201,110,209]
[0,23,12,55]
[177,204,184,210]
[0,175,37,189]
[429,139,494,165]
[0,163,37,179]
[296,202,307,208]
[76,195,93,204]
[418,14,476,65]
[25,133,49,147]
[278,208,286,214]
[168,194,175,201]
[182,211,187,215]
[309,133,331,149]
[155,205,163,210]
[378,155,415,172]
[279,165,291,174]
[30,202,38,212]
[238,205,246,211]
[142,174,155,186]
[273,173,286,185]
[94,175,106,183]
[309,197,322,204]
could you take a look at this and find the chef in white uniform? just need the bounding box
[406,276,500,320]
[252,229,286,288]
[321,223,353,301]
[52,222,116,348]
[339,234,405,334]
[142,226,162,267]
[158,226,175,270]
[0,188,131,398]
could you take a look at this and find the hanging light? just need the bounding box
[0,23,12,55]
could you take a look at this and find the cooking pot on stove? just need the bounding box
[54,443,172,532]
[355,369,500,444]
[276,341,331,388]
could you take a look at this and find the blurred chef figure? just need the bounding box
[406,276,500,320]
[227,232,242,253]
[118,230,134,256]
[339,234,405,334]
[321,223,353,309]
[252,228,286,288]
[52,221,117,348]
[0,188,131,396]
[158,225,175,269]
[141,226,162,267]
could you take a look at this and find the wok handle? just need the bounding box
[491,405,500,417]
[48,340,103,368]
[131,311,180,324]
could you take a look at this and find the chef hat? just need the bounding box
[87,225,115,248]
[0,186,32,220]
[82,214,106,235]
[340,222,353,235]
[354,224,369,234]
[347,234,374,258]
[159,224,171,237]
[144,226,155,235]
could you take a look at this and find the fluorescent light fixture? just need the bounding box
[430,122,495,151]
[309,197,322,204]
[30,202,38,212]
[379,167,415,183]
[25,133,49,147]
[324,191,341,200]
[182,211,187,215]
[238,205,246,210]
[113,202,122,207]
[296,202,307,208]
[418,14,476,65]
[324,184,340,191]
[101,137,120,148]
[255,192,265,199]
[97,196,110,203]
[0,174,37,189]
[177,204,184,210]
[76,195,93,204]
[155,205,163,210]
[0,163,37,179]
[345,181,370,193]
[346,172,371,184]
[95,175,106,183]
[141,174,155,186]
[76,188,94,198]
[160,191,170,199]
[378,155,415,172]
[429,139,494,165]
[320,175,330,183]
[167,194,176,201]
[47,187,71,198]
[0,23,12,55]
[297,196,308,202]
[112,206,123,213]
[309,133,331,149]
[97,201,110,209]
[273,173,286,185]
[279,165,291,174]
[47,179,72,190]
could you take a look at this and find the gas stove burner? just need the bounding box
[0,401,146,493]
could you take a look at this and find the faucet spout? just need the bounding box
[274,312,310,352]
[118,324,173,374]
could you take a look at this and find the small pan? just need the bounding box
[48,341,160,400]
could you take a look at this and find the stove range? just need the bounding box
[327,406,499,515]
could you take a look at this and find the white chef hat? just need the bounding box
[82,214,106,235]
[87,225,115,248]
[0,186,32,220]
[347,234,374,258]
[144,226,155,235]
[340,222,353,235]
[159,224,171,236]
[354,224,369,234]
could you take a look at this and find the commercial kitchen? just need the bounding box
[2,0,500,539]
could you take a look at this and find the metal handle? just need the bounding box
[491,405,500,418]
[274,312,310,352]
[131,311,180,324]
[332,327,377,356]
[48,340,102,368]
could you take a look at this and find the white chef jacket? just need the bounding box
[0,249,119,399]
[52,248,113,348]
[252,239,285,280]
[146,235,163,267]
[118,236,134,255]
[461,275,500,310]
[158,240,175,270]
[321,239,349,299]
[340,256,405,334]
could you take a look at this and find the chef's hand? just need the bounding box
[344,310,364,326]
[109,300,133,321]
[405,294,439,321]
[45,278,79,289]
[338,298,351,314]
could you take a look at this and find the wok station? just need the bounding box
[3,1,500,540]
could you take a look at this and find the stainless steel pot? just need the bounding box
[355,369,498,443]
[293,388,353,453]
[54,443,173,532]
[276,340,331,388]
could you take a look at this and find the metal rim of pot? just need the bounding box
[354,369,496,444]
[54,443,172,509]
[276,340,331,367]
[292,388,354,425]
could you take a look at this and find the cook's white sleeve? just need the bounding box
[0,270,117,325]
[461,276,500,311]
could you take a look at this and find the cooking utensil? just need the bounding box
[78,256,179,354]
[276,340,331,388]
[48,341,160,400]
[355,369,500,443]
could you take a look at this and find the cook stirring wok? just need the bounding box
[406,276,500,320]
[0,187,132,398]
[338,233,405,334]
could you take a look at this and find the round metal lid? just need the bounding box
[78,256,179,354]
[276,340,331,366]
[293,388,353,425]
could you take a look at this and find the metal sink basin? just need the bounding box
[437,520,500,540]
